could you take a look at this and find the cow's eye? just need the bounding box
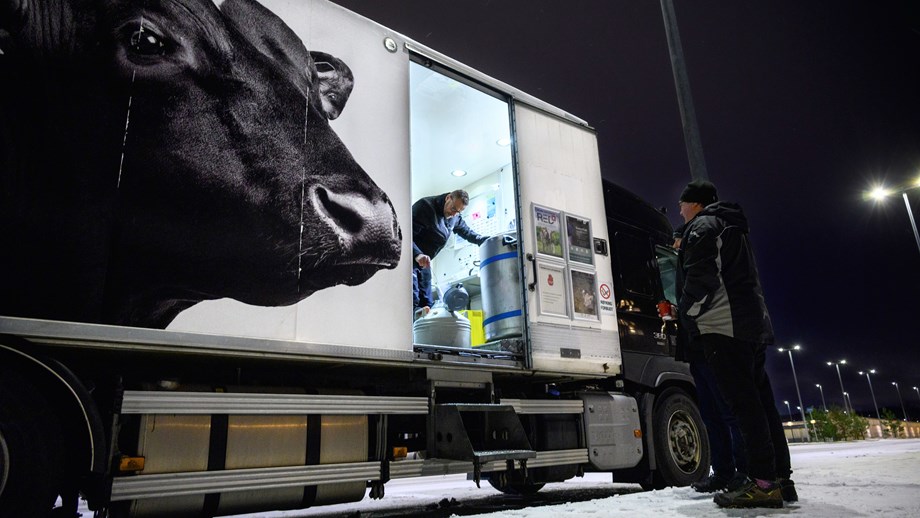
[326,93,338,102]
[120,23,175,59]
[129,27,168,56]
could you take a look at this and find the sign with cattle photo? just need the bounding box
[533,205,563,259]
[0,0,413,348]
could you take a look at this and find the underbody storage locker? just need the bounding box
[580,392,643,470]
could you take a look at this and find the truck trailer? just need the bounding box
[0,1,708,516]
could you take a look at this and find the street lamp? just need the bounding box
[892,382,909,421]
[868,181,920,258]
[844,392,853,414]
[816,383,827,412]
[784,400,792,420]
[858,369,881,420]
[778,345,810,438]
[827,360,849,413]
[914,386,920,405]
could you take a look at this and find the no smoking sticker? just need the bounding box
[599,283,611,300]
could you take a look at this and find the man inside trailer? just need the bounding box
[412,189,489,316]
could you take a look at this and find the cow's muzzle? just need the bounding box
[308,184,401,268]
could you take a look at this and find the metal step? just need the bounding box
[431,403,535,485]
[500,398,584,414]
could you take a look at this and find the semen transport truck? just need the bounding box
[0,0,708,516]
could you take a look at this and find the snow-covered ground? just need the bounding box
[461,438,920,517]
[79,439,920,516]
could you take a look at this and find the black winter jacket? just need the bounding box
[677,202,774,345]
[411,193,488,260]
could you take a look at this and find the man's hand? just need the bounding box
[415,254,431,268]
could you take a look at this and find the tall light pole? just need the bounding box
[784,400,792,420]
[892,382,909,421]
[914,386,920,405]
[660,0,708,181]
[858,369,881,420]
[816,384,827,412]
[868,183,920,258]
[779,345,810,438]
[828,360,849,413]
[844,392,853,414]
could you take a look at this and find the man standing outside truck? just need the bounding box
[671,223,749,495]
[412,190,488,315]
[676,180,796,508]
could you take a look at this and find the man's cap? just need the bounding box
[679,180,718,206]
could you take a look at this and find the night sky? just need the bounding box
[330,0,920,418]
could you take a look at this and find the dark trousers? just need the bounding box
[690,359,748,479]
[701,333,791,481]
[412,265,432,309]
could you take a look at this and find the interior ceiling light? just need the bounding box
[451,169,467,177]
[496,137,511,147]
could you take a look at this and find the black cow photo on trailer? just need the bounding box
[0,0,402,329]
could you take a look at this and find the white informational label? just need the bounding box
[537,262,568,317]
[598,280,615,314]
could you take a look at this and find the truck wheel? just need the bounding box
[0,369,64,518]
[650,388,709,488]
[487,472,545,495]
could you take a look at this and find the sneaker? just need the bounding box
[726,471,748,492]
[778,478,798,502]
[713,478,783,509]
[691,474,729,493]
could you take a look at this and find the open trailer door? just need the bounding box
[514,103,622,376]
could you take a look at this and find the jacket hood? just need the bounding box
[698,201,749,232]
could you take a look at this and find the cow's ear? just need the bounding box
[309,50,354,120]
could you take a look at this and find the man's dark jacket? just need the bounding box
[677,201,774,345]
[412,193,487,259]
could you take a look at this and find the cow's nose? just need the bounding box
[310,185,401,264]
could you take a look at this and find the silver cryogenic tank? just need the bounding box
[479,233,522,341]
[413,284,472,347]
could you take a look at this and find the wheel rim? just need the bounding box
[0,431,9,497]
[667,409,701,474]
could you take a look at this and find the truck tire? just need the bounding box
[0,369,65,518]
[648,388,708,489]
[487,472,545,495]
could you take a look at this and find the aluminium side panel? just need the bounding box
[514,103,622,376]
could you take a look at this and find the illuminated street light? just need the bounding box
[784,400,792,420]
[914,386,920,405]
[827,360,849,413]
[816,383,827,412]
[844,392,853,414]
[892,382,909,421]
[867,181,920,258]
[778,345,810,438]
[858,369,882,420]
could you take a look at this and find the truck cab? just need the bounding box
[603,180,707,488]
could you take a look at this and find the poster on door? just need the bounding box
[570,268,599,321]
[565,214,593,265]
[536,262,568,317]
[533,205,564,259]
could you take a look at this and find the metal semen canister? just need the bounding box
[412,284,472,347]
[479,232,523,341]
